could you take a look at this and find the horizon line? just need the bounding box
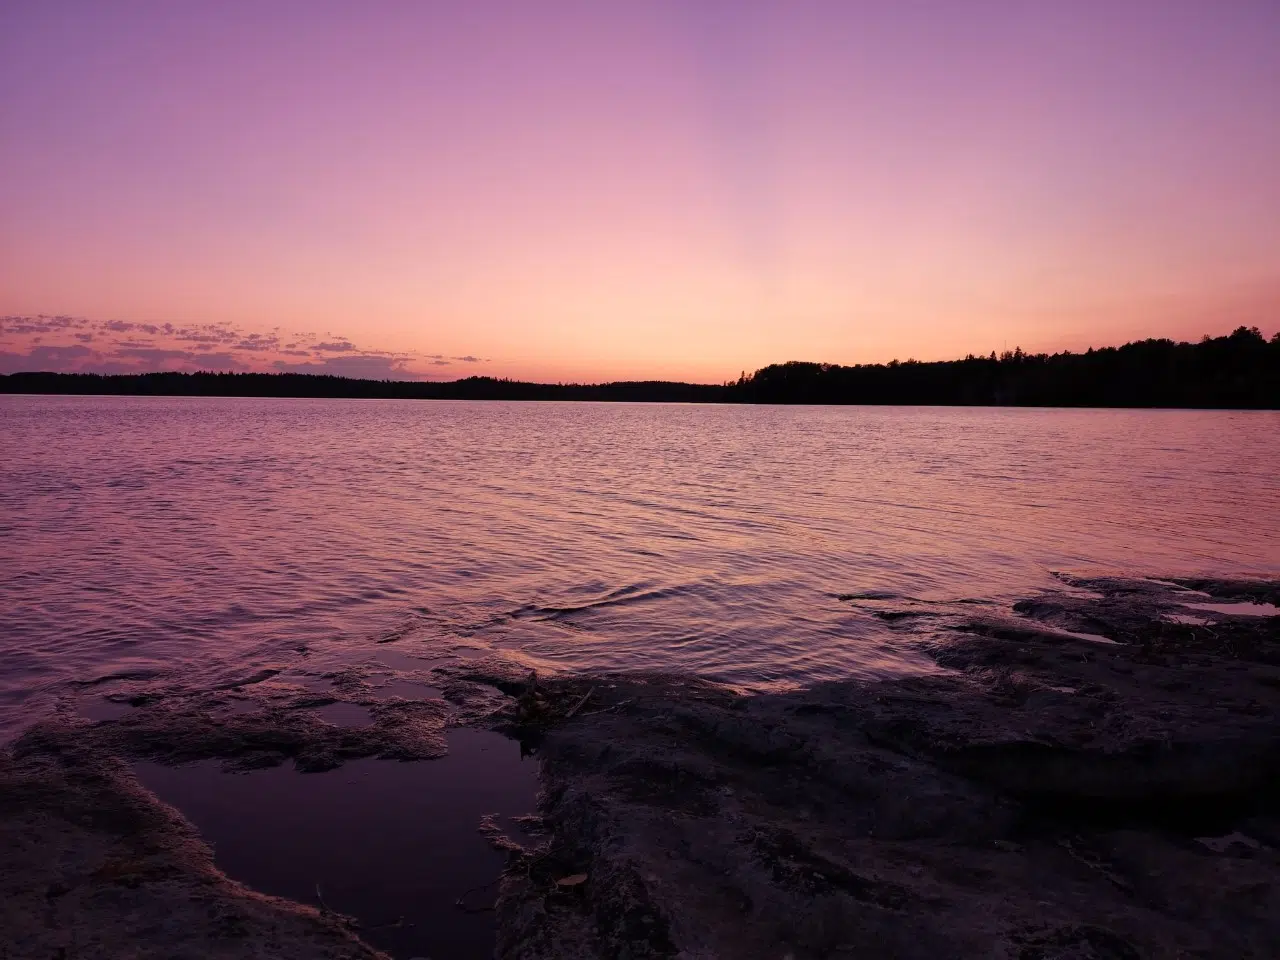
[3,325,1275,388]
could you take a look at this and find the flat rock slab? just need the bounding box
[490,577,1280,959]
[0,745,384,960]
[4,576,1278,958]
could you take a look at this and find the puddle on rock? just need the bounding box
[312,701,373,727]
[381,679,444,700]
[1165,613,1210,626]
[133,728,537,960]
[79,697,136,722]
[290,674,339,693]
[1054,628,1118,645]
[374,650,434,671]
[1182,601,1280,617]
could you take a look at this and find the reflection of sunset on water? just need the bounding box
[3,396,1277,738]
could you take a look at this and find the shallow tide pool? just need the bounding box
[133,728,538,960]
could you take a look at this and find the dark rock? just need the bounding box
[0,744,384,959]
[490,577,1280,959]
[7,576,1278,958]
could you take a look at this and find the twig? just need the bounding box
[584,698,634,716]
[503,842,565,885]
[363,915,405,930]
[456,879,499,913]
[1056,839,1132,893]
[315,882,330,915]
[564,687,595,719]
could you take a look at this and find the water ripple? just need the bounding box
[2,397,1279,738]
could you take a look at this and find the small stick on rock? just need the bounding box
[456,878,499,913]
[564,687,594,719]
[585,697,634,717]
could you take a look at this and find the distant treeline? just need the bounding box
[3,326,1278,408]
[0,371,725,403]
[734,326,1280,408]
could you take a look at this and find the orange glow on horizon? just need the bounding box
[2,3,1279,381]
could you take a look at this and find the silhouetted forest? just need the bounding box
[732,326,1280,408]
[0,371,725,403]
[3,327,1277,408]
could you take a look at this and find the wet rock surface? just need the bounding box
[0,744,384,959]
[1,665,462,959]
[3,576,1278,958]
[28,665,452,773]
[486,577,1280,959]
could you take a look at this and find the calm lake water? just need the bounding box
[3,395,1279,737]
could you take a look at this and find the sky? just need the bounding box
[2,1,1279,383]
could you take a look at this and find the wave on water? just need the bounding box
[2,396,1279,738]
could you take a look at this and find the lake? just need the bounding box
[3,396,1278,738]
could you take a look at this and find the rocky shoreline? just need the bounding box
[485,576,1280,959]
[3,576,1278,958]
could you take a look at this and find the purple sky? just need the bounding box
[2,1,1278,381]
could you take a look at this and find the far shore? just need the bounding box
[3,325,1278,408]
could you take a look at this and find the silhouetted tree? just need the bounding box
[3,328,1277,408]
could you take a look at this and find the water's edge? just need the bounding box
[5,575,1278,959]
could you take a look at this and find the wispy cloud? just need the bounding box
[271,354,415,379]
[0,315,82,335]
[0,344,95,374]
[0,314,478,379]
